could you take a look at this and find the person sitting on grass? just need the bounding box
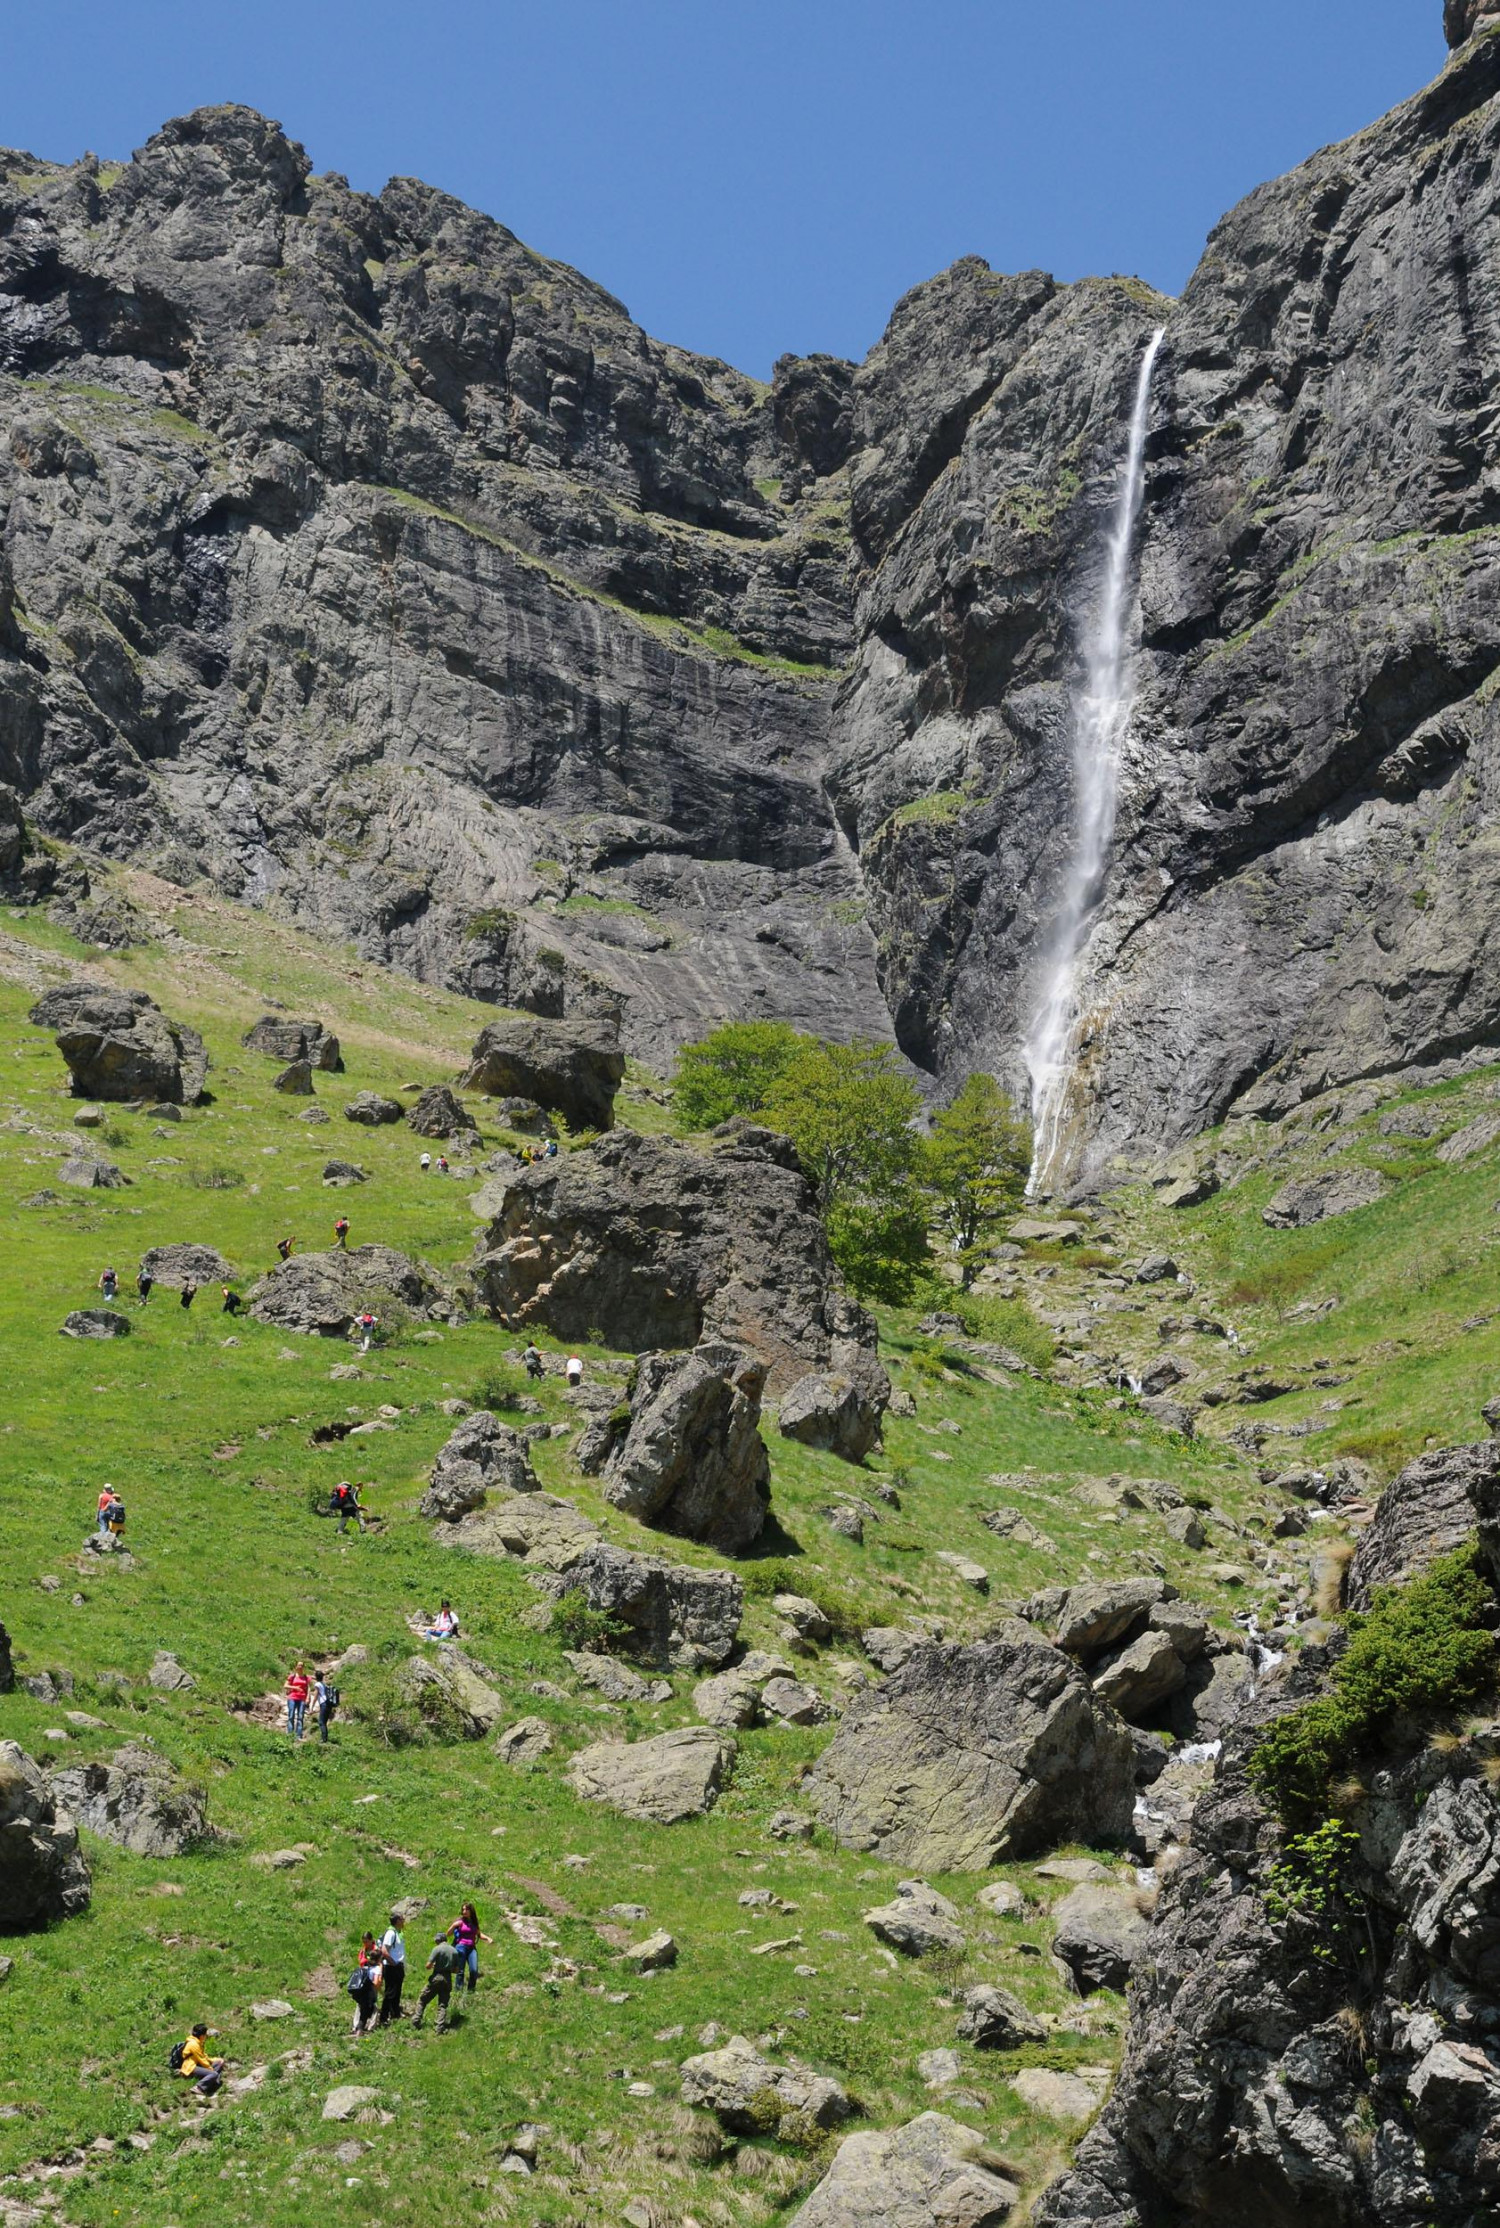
[173,2023,224,2097]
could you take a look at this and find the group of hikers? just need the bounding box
[282,1662,339,1742]
[98,1264,241,1313]
[172,1902,492,2093]
[518,1138,559,1165]
[523,1341,585,1388]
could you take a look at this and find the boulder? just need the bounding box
[472,1126,875,1388]
[421,1411,541,1521]
[956,1982,1048,2049]
[248,1244,448,1337]
[495,1717,553,1766]
[139,1243,233,1291]
[567,1726,734,1823]
[273,1060,315,1095]
[344,1091,404,1126]
[778,1342,892,1462]
[1091,1631,1188,1720]
[242,1017,342,1071]
[0,1741,91,1926]
[322,2086,380,2123]
[1436,1112,1500,1163]
[774,1593,833,1644]
[864,1880,966,1956]
[862,1626,922,1674]
[395,1648,507,1739]
[692,1651,791,1730]
[527,1542,742,1669]
[60,1309,131,1339]
[57,1156,128,1189]
[1051,1578,1168,1657]
[601,1342,771,1553]
[148,1651,196,1692]
[47,1742,215,1857]
[565,1652,670,1704]
[1050,1884,1154,1994]
[460,1014,624,1132]
[1346,1440,1500,1608]
[680,2034,852,2133]
[29,984,208,1104]
[806,1639,1136,1869]
[1262,1167,1388,1229]
[760,1674,832,1725]
[407,1084,478,1140]
[447,1491,602,1570]
[788,2112,1019,2228]
[935,1552,990,1593]
[628,1929,677,1971]
[1165,1649,1252,1742]
[322,1159,367,1186]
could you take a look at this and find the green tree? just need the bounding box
[763,1039,929,1301]
[672,1020,804,1130]
[925,1073,1031,1287]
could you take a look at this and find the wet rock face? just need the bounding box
[0,107,891,1078]
[0,1741,92,1927]
[472,1127,873,1387]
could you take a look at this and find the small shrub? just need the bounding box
[189,1165,244,1191]
[550,1590,632,1655]
[467,1362,532,1413]
[741,1560,863,1639]
[1263,1818,1363,1966]
[954,1293,1057,1372]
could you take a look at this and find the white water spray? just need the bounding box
[1026,328,1165,1194]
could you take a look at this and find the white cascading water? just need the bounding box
[1026,328,1166,1194]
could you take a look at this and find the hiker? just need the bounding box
[180,1282,196,1312]
[545,1138,558,1159]
[221,1286,242,1315]
[448,1901,492,1994]
[172,2022,225,2098]
[411,1931,462,2032]
[378,1911,407,2024]
[425,1600,458,1639]
[333,1216,350,1249]
[104,1490,126,1540]
[349,1933,382,2036]
[355,1310,378,1353]
[96,1484,116,1535]
[314,1669,338,1742]
[523,1342,544,1380]
[99,1266,118,1302]
[136,1267,153,1304]
[436,1154,449,1176]
[332,1480,367,1535]
[419,1152,431,1174]
[285,1662,311,1741]
[276,1235,294,1263]
[565,1354,584,1389]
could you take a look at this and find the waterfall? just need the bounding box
[1026,328,1165,1195]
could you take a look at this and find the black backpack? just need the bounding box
[330,1485,350,1512]
[324,1685,340,1717]
[168,2040,186,2072]
[347,1968,370,1998]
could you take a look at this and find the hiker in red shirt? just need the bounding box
[333,1217,350,1249]
[285,1663,311,1741]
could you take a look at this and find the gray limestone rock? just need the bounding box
[407,1084,478,1140]
[956,1982,1047,2049]
[864,1879,966,1957]
[807,1638,1136,1869]
[47,1741,217,1857]
[322,1158,367,1185]
[1261,1168,1390,1230]
[1051,1578,1168,1657]
[139,1243,233,1290]
[788,2112,1019,2228]
[527,1541,742,1669]
[395,1648,507,1739]
[60,1308,131,1339]
[421,1410,540,1522]
[1091,1630,1187,1721]
[680,2034,851,2133]
[0,1741,91,1926]
[495,1716,553,1766]
[29,985,207,1105]
[1346,1439,1500,1607]
[460,1016,624,1132]
[601,1342,771,1554]
[242,1016,342,1070]
[272,1058,315,1095]
[148,1652,196,1692]
[1049,1884,1153,1995]
[567,1726,735,1823]
[57,1156,129,1190]
[473,1127,874,1387]
[344,1091,404,1126]
[777,1341,892,1462]
[248,1243,447,1336]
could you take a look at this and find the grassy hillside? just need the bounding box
[0,870,1491,2226]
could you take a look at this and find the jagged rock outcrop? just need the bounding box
[0,1741,91,1926]
[459,1015,623,1132]
[248,1243,447,1335]
[420,1409,540,1521]
[1447,0,1500,45]
[48,1741,216,1857]
[406,1083,477,1140]
[807,1637,1136,1869]
[777,1342,891,1462]
[139,1242,233,1289]
[28,983,207,1102]
[598,1342,771,1554]
[242,1016,341,1069]
[524,1540,743,1669]
[472,1126,874,1386]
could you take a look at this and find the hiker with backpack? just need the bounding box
[523,1342,544,1380]
[99,1266,118,1302]
[180,1282,196,1313]
[314,1670,339,1742]
[276,1236,295,1263]
[331,1480,367,1535]
[378,1911,407,2023]
[447,1901,492,1995]
[221,1286,243,1315]
[285,1663,311,1740]
[103,1490,126,1541]
[96,1484,116,1535]
[172,2023,225,2097]
[355,1310,378,1353]
[136,1267,153,1305]
[333,1216,350,1249]
[411,1931,463,2032]
[424,1601,458,1639]
[349,1933,382,2036]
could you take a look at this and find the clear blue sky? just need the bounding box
[7,0,1446,379]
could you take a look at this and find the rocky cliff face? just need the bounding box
[6,23,1500,1172]
[0,107,889,1067]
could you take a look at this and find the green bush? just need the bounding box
[741,1560,863,1638]
[672,1020,804,1130]
[1250,1545,1495,1824]
[550,1590,632,1655]
[467,1362,533,1413]
[953,1292,1056,1372]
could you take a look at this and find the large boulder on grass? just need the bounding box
[248,1244,447,1336]
[47,1742,217,1858]
[788,2113,1020,2228]
[472,1127,875,1388]
[778,1343,892,1462]
[421,1412,540,1521]
[30,984,207,1104]
[139,1243,233,1291]
[1050,1883,1155,1995]
[680,2035,852,2133]
[600,1343,771,1554]
[0,1741,91,1926]
[567,1725,734,1823]
[395,1648,507,1739]
[460,1014,624,1132]
[407,1084,478,1140]
[242,1016,341,1070]
[806,1638,1136,1870]
[344,1090,403,1126]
